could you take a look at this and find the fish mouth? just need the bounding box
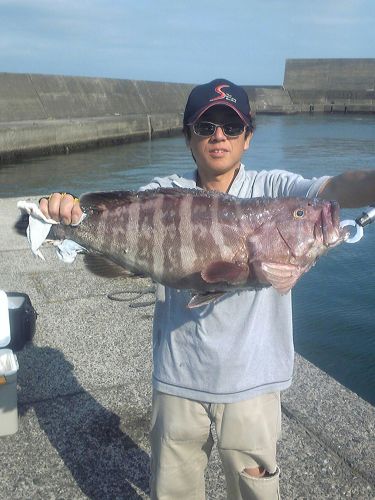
[318,200,347,247]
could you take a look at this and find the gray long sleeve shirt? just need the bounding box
[140,165,329,403]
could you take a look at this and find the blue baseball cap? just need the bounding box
[183,78,252,126]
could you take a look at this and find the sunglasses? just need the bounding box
[193,121,246,137]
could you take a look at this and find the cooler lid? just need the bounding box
[0,290,11,348]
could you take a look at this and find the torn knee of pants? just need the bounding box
[242,466,279,479]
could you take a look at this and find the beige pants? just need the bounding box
[150,390,281,500]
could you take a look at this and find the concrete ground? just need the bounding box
[0,196,374,500]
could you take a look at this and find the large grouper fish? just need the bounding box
[30,187,348,308]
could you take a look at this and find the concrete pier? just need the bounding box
[0,196,374,499]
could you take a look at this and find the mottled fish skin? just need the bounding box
[49,188,347,302]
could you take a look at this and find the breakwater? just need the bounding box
[0,74,194,162]
[0,58,374,162]
[284,58,375,113]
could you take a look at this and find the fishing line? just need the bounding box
[107,286,156,308]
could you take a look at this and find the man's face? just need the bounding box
[186,106,252,178]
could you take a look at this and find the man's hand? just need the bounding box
[318,170,375,208]
[39,193,83,225]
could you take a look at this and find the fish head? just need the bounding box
[244,197,349,294]
[272,198,348,263]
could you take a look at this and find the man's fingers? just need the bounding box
[39,197,50,218]
[71,199,83,225]
[38,192,82,225]
[48,193,66,222]
[39,193,62,221]
[60,194,79,224]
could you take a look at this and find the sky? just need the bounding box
[0,0,374,86]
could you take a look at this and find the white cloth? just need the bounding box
[17,201,86,263]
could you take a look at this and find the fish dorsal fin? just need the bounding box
[152,187,236,199]
[79,188,197,212]
[201,261,249,285]
[260,262,304,295]
[80,191,140,212]
[80,187,238,213]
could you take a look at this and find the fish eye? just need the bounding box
[293,208,305,219]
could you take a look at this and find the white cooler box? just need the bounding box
[0,290,19,436]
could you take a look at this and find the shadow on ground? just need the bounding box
[17,345,151,499]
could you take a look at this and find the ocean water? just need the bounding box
[2,114,375,404]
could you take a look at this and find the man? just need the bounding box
[40,79,375,500]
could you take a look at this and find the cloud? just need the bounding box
[0,0,373,83]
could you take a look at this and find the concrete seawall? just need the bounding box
[0,73,194,162]
[1,58,374,161]
[284,58,375,113]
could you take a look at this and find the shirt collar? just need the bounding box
[171,170,197,189]
[228,164,246,195]
[171,163,246,194]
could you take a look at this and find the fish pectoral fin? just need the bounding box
[83,254,144,279]
[260,262,303,294]
[201,261,249,285]
[188,292,226,309]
